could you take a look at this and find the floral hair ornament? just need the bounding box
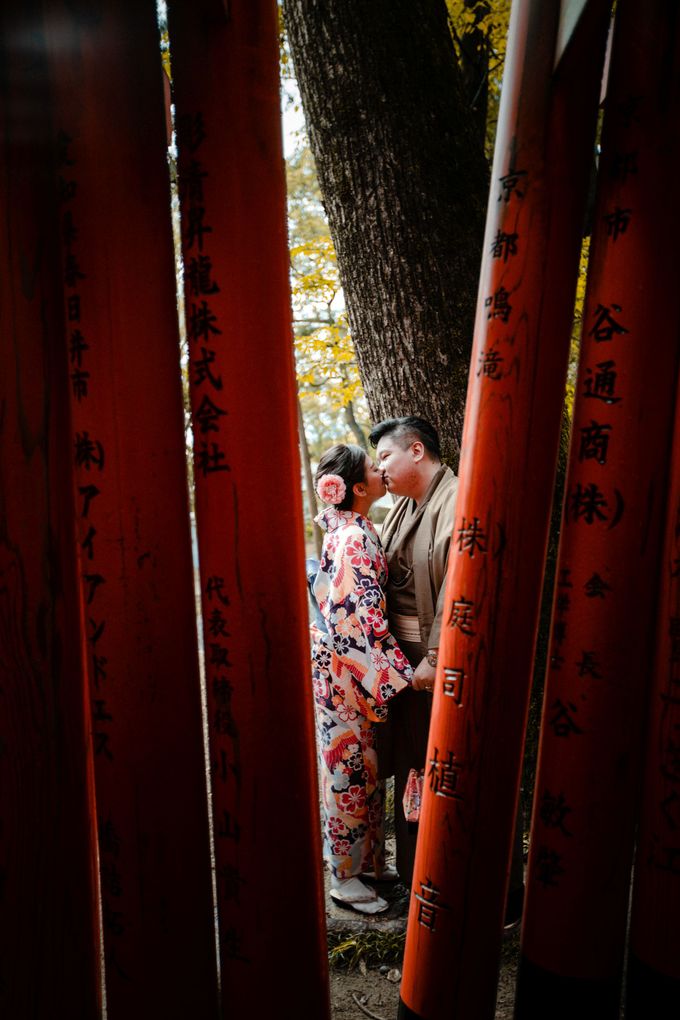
[317,473,347,505]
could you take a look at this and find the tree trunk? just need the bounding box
[283,0,489,469]
[343,399,367,450]
[298,397,323,557]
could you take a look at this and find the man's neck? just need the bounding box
[412,461,442,507]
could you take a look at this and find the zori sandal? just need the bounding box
[329,876,389,915]
[363,866,400,882]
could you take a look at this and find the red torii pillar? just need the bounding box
[627,362,680,1016]
[517,1,680,1016]
[167,0,330,1014]
[43,1,218,1015]
[398,2,610,1018]
[0,4,100,1013]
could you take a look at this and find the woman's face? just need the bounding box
[363,454,387,502]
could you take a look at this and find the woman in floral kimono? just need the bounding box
[311,444,413,914]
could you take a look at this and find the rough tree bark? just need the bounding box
[283,0,489,468]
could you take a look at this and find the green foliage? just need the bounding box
[566,237,591,413]
[446,0,512,155]
[328,930,405,971]
[286,132,371,452]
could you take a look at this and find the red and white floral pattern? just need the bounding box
[311,509,413,878]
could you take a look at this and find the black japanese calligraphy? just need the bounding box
[578,420,612,465]
[218,863,246,903]
[485,286,512,323]
[195,441,230,476]
[538,789,572,837]
[477,348,504,380]
[497,167,527,202]
[576,650,603,679]
[193,347,223,390]
[583,359,622,404]
[186,254,219,296]
[70,368,90,401]
[603,207,632,242]
[442,667,465,705]
[415,876,450,932]
[610,151,638,181]
[567,483,624,528]
[549,698,583,737]
[206,575,230,605]
[447,595,476,636]
[490,230,518,262]
[217,810,241,841]
[83,572,106,605]
[184,206,213,251]
[456,517,487,557]
[427,748,463,801]
[188,299,221,342]
[74,432,104,471]
[535,846,566,887]
[588,303,628,342]
[584,572,612,598]
[180,159,208,205]
[195,394,228,434]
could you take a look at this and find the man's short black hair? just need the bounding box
[368,416,442,461]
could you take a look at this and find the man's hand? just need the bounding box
[412,657,436,693]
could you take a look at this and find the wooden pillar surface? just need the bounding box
[398,2,610,1018]
[167,0,330,1014]
[517,2,680,1016]
[42,1,219,1015]
[626,372,680,1011]
[0,5,100,1014]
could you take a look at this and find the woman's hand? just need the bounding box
[412,657,436,693]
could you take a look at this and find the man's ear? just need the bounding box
[411,441,425,463]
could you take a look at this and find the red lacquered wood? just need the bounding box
[43,2,218,1015]
[398,2,610,1018]
[519,2,680,1015]
[627,373,680,1010]
[0,5,100,1014]
[167,0,329,1014]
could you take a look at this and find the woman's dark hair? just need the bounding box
[315,444,366,511]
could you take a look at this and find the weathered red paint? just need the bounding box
[43,2,218,1015]
[0,5,100,1013]
[518,2,680,1016]
[168,0,329,1014]
[398,3,610,1018]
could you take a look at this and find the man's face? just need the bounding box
[375,435,419,497]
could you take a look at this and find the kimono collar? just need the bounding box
[416,464,448,510]
[315,507,374,535]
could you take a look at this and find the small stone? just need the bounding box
[386,968,401,983]
[379,965,390,975]
[359,960,367,976]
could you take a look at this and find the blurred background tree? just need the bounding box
[281,0,591,825]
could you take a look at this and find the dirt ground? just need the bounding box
[329,943,518,1020]
[325,865,520,1020]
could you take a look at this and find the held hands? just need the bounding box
[412,657,436,693]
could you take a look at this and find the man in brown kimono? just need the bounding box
[370,416,525,926]
[369,417,458,886]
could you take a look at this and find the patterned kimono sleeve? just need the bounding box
[333,527,413,704]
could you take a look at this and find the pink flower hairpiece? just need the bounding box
[316,473,346,505]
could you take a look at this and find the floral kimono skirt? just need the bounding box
[312,639,386,878]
